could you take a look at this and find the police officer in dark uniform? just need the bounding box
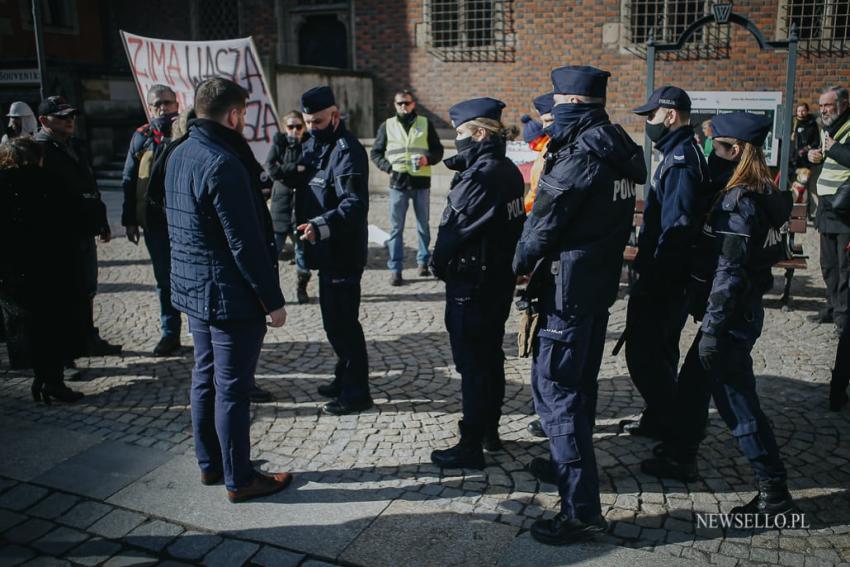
[622,86,711,439]
[292,86,372,415]
[642,113,796,519]
[513,66,647,545]
[429,97,525,469]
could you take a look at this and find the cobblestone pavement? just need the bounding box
[2,192,850,566]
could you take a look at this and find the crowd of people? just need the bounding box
[1,67,849,545]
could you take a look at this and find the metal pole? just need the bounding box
[32,0,47,100]
[644,31,656,177]
[778,25,798,192]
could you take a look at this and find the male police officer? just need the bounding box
[622,86,710,439]
[513,66,646,545]
[295,86,373,415]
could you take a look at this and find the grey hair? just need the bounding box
[823,86,849,104]
[146,84,176,104]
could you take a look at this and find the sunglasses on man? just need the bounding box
[151,99,177,108]
[394,100,414,107]
[285,123,304,130]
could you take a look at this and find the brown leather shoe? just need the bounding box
[201,470,223,485]
[227,471,293,503]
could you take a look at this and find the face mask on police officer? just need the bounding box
[645,108,673,142]
[309,110,340,144]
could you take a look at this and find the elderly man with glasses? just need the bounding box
[371,89,444,286]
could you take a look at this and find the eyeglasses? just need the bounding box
[151,99,177,108]
[394,100,413,107]
[285,124,304,130]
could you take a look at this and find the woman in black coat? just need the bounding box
[0,136,84,403]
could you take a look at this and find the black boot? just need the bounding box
[530,512,608,546]
[829,373,849,412]
[482,425,502,452]
[41,381,84,404]
[527,419,548,438]
[730,479,795,517]
[296,272,311,304]
[431,421,485,469]
[640,450,699,483]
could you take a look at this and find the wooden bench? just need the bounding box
[622,201,808,309]
[775,202,809,310]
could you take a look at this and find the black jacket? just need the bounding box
[793,115,821,169]
[34,130,108,237]
[370,112,444,191]
[264,131,310,233]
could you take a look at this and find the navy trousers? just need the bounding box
[624,289,689,428]
[318,271,370,403]
[532,306,608,521]
[444,276,514,435]
[671,331,786,481]
[188,315,266,491]
[144,219,181,338]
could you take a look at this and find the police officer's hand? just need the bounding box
[297,223,317,243]
[268,306,287,328]
[126,225,140,245]
[697,333,720,371]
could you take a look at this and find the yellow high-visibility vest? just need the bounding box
[385,115,431,177]
[818,118,850,196]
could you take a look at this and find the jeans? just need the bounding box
[274,231,309,273]
[144,221,181,338]
[386,188,430,272]
[188,316,266,491]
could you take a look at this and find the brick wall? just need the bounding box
[350,0,848,136]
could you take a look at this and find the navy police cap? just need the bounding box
[550,65,610,98]
[633,85,691,115]
[301,86,335,114]
[711,112,772,146]
[533,92,555,116]
[449,97,505,128]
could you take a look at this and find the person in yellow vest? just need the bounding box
[809,86,850,333]
[371,89,444,286]
[523,92,555,214]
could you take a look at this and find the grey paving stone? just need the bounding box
[65,537,123,566]
[101,549,159,567]
[251,545,306,567]
[0,508,27,531]
[56,501,112,529]
[20,557,74,567]
[88,509,147,539]
[0,418,101,482]
[5,517,56,544]
[0,484,48,511]
[125,519,184,551]
[341,499,518,567]
[203,539,260,567]
[32,525,90,556]
[0,544,36,567]
[33,441,174,500]
[0,478,17,494]
[166,530,223,561]
[28,493,80,520]
[301,561,338,567]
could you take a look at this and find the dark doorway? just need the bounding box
[298,15,348,69]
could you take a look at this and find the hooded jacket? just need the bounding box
[513,107,647,316]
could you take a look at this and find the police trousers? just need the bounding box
[669,330,787,482]
[624,289,689,428]
[319,270,370,403]
[445,276,514,436]
[532,306,608,520]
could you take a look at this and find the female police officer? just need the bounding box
[429,97,525,469]
[642,112,796,519]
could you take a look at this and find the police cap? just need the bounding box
[632,85,691,115]
[711,112,772,146]
[550,66,610,98]
[449,97,505,128]
[533,92,555,116]
[301,86,335,114]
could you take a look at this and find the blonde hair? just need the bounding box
[459,117,507,139]
[722,138,776,194]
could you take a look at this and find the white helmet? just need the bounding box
[6,101,34,118]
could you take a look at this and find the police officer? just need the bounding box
[513,66,647,545]
[641,113,796,519]
[429,97,525,469]
[622,86,711,439]
[293,86,372,415]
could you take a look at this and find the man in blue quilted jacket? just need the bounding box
[164,77,292,503]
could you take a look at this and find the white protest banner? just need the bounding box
[120,31,279,162]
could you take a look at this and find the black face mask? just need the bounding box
[455,136,476,153]
[311,120,338,145]
[645,120,670,143]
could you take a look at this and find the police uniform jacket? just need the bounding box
[292,121,370,274]
[512,107,647,315]
[634,125,710,293]
[430,137,525,282]
[694,186,792,341]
